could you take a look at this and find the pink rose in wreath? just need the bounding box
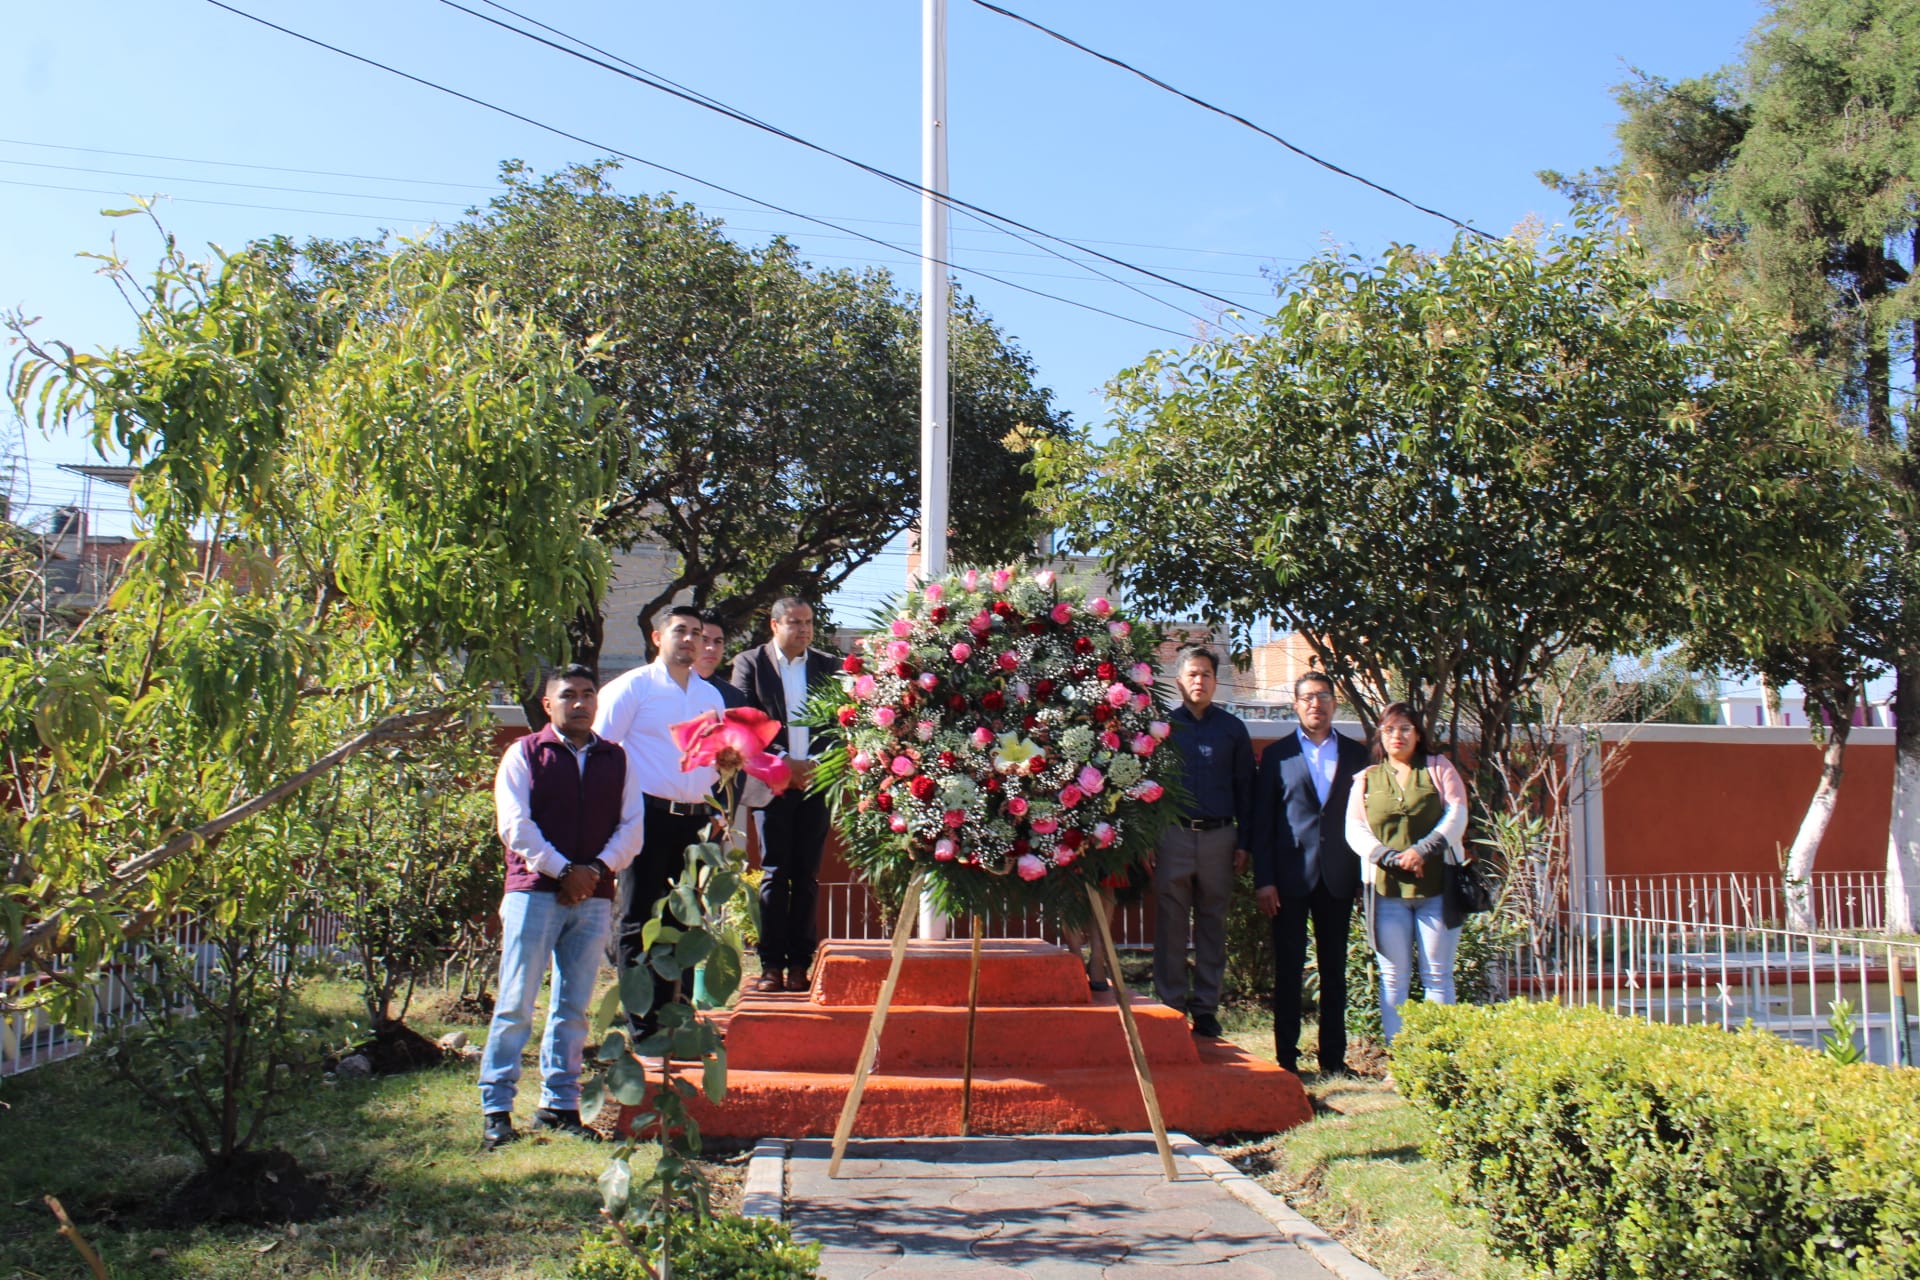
[1050,602,1072,625]
[873,706,897,728]
[1105,683,1131,707]
[1006,795,1030,817]
[890,754,917,777]
[951,642,973,663]
[1076,765,1106,794]
[1136,781,1166,803]
[1016,854,1047,881]
[1059,784,1086,808]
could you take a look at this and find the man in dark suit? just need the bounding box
[1250,671,1371,1075]
[730,597,838,993]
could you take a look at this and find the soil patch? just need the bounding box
[423,990,494,1024]
[155,1149,335,1226]
[353,1021,448,1074]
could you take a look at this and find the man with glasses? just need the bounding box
[732,598,838,993]
[1250,671,1371,1075]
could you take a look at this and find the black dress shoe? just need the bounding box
[481,1111,519,1150]
[1191,1011,1223,1037]
[533,1107,604,1141]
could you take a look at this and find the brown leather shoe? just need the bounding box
[784,967,811,993]
[751,971,785,994]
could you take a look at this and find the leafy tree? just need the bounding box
[99,847,326,1180]
[434,161,1071,668]
[1551,0,1920,928]
[1,221,614,1038]
[1038,217,1864,823]
[306,720,501,1039]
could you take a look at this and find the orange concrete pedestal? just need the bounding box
[621,938,1311,1139]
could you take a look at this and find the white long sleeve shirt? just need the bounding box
[493,733,647,880]
[592,658,725,803]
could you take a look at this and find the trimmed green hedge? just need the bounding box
[1395,1002,1920,1279]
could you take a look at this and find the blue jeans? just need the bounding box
[478,891,611,1115]
[1373,894,1459,1045]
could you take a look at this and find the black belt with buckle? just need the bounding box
[645,795,706,818]
[1180,816,1233,832]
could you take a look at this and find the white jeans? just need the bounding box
[1373,893,1459,1045]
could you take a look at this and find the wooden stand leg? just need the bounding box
[828,872,926,1178]
[960,915,984,1135]
[1089,882,1177,1181]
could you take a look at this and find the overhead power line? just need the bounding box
[0,176,450,223]
[429,0,1250,328]
[0,135,498,190]
[3,151,1275,299]
[967,0,1495,241]
[0,157,474,206]
[2,136,1304,265]
[200,0,1200,341]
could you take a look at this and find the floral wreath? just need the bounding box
[814,566,1176,926]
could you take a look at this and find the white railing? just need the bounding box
[2,908,352,1080]
[816,880,1154,949]
[1600,871,1885,933]
[1524,907,1919,1067]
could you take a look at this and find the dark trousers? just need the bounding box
[1271,882,1357,1073]
[756,789,831,973]
[615,804,711,1038]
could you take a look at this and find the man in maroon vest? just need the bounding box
[479,665,645,1150]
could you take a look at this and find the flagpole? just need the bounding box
[917,0,951,943]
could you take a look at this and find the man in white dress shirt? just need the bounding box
[731,598,839,992]
[593,604,725,1038]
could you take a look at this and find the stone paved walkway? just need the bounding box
[780,1134,1381,1280]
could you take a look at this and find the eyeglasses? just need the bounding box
[1294,692,1335,705]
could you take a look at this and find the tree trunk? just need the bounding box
[1785,718,1850,932]
[1888,655,1920,934]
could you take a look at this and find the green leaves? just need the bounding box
[617,961,656,1021]
[1045,216,1860,765]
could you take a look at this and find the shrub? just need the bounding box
[1395,1002,1920,1279]
[572,1216,821,1280]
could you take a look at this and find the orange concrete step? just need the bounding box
[723,992,1201,1073]
[626,1037,1310,1140]
[809,938,1092,1007]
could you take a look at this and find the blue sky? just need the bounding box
[4,1,1766,612]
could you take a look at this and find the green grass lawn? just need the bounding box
[0,982,684,1280]
[7,962,1513,1280]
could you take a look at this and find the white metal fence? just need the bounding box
[2,909,350,1080]
[1599,870,1885,933]
[816,879,1155,948]
[1526,903,1918,1067]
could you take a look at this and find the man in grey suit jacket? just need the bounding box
[730,598,839,992]
[1250,671,1371,1075]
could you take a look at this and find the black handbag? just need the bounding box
[1446,858,1498,915]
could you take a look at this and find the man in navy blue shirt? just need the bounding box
[1150,646,1254,1038]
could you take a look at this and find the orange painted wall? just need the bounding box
[1599,738,1892,877]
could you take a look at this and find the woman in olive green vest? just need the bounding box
[1341,702,1471,1046]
